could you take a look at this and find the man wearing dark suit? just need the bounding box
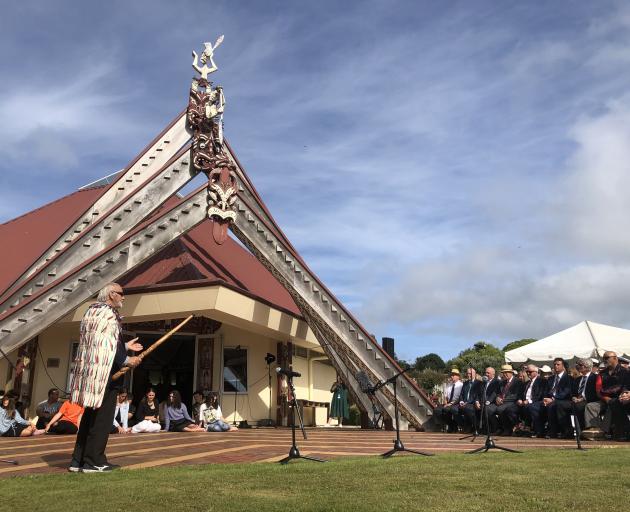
[490,365,524,435]
[570,358,600,431]
[455,367,482,433]
[599,351,630,440]
[517,364,547,437]
[475,367,501,433]
[543,358,573,438]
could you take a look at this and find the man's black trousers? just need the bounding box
[71,387,118,467]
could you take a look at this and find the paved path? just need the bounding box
[0,429,616,477]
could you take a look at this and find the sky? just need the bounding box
[2,1,630,362]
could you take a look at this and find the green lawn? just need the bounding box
[6,448,630,511]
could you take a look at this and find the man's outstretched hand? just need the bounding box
[126,337,143,353]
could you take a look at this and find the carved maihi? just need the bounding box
[232,225,425,428]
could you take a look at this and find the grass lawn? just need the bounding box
[6,448,630,511]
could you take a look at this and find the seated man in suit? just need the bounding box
[600,352,630,440]
[475,367,501,434]
[455,367,482,433]
[490,364,524,435]
[543,358,573,438]
[517,364,547,437]
[571,358,601,432]
[434,369,463,433]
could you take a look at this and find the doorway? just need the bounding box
[131,333,196,408]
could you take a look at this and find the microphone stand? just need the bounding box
[570,400,586,451]
[279,371,326,464]
[232,378,239,427]
[467,379,521,454]
[0,347,20,465]
[379,368,433,457]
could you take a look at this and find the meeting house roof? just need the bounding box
[0,186,301,317]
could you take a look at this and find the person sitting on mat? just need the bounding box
[111,388,132,434]
[132,388,161,433]
[45,399,84,435]
[164,390,205,432]
[35,388,62,429]
[0,396,44,437]
[199,391,237,432]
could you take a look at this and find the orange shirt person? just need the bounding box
[45,401,84,435]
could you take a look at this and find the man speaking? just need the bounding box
[69,283,142,473]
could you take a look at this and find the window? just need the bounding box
[223,347,247,392]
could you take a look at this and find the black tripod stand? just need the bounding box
[467,380,521,454]
[279,369,326,464]
[258,353,276,427]
[379,368,433,457]
[0,347,21,465]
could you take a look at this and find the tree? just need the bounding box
[502,338,537,352]
[414,353,446,372]
[392,353,412,370]
[414,369,446,396]
[446,341,504,374]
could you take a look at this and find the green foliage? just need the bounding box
[393,353,412,370]
[415,369,446,394]
[446,341,505,374]
[502,338,537,352]
[347,404,361,426]
[414,353,446,372]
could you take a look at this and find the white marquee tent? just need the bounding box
[505,320,630,365]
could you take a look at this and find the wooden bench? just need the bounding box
[297,399,330,426]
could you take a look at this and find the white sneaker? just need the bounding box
[81,464,113,473]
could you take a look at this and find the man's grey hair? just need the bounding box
[576,358,593,370]
[97,283,119,302]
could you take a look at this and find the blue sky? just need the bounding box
[2,1,630,361]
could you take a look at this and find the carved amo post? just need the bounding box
[187,36,237,244]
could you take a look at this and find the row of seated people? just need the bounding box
[434,351,630,440]
[1,387,238,438]
[111,388,236,433]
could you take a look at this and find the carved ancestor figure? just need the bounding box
[192,36,224,80]
[187,36,238,244]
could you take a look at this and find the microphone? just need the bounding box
[276,367,301,378]
[482,376,489,382]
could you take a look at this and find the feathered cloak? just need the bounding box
[70,302,121,408]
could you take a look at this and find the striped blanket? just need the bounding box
[70,302,121,408]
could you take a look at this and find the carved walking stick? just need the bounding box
[111,314,195,381]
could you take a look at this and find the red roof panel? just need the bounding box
[0,188,105,295]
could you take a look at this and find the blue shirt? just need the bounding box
[0,408,30,434]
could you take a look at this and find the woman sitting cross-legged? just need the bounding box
[165,390,205,432]
[0,396,44,437]
[44,400,84,435]
[131,388,161,433]
[199,392,237,432]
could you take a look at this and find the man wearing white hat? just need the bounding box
[489,364,524,435]
[434,369,463,433]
